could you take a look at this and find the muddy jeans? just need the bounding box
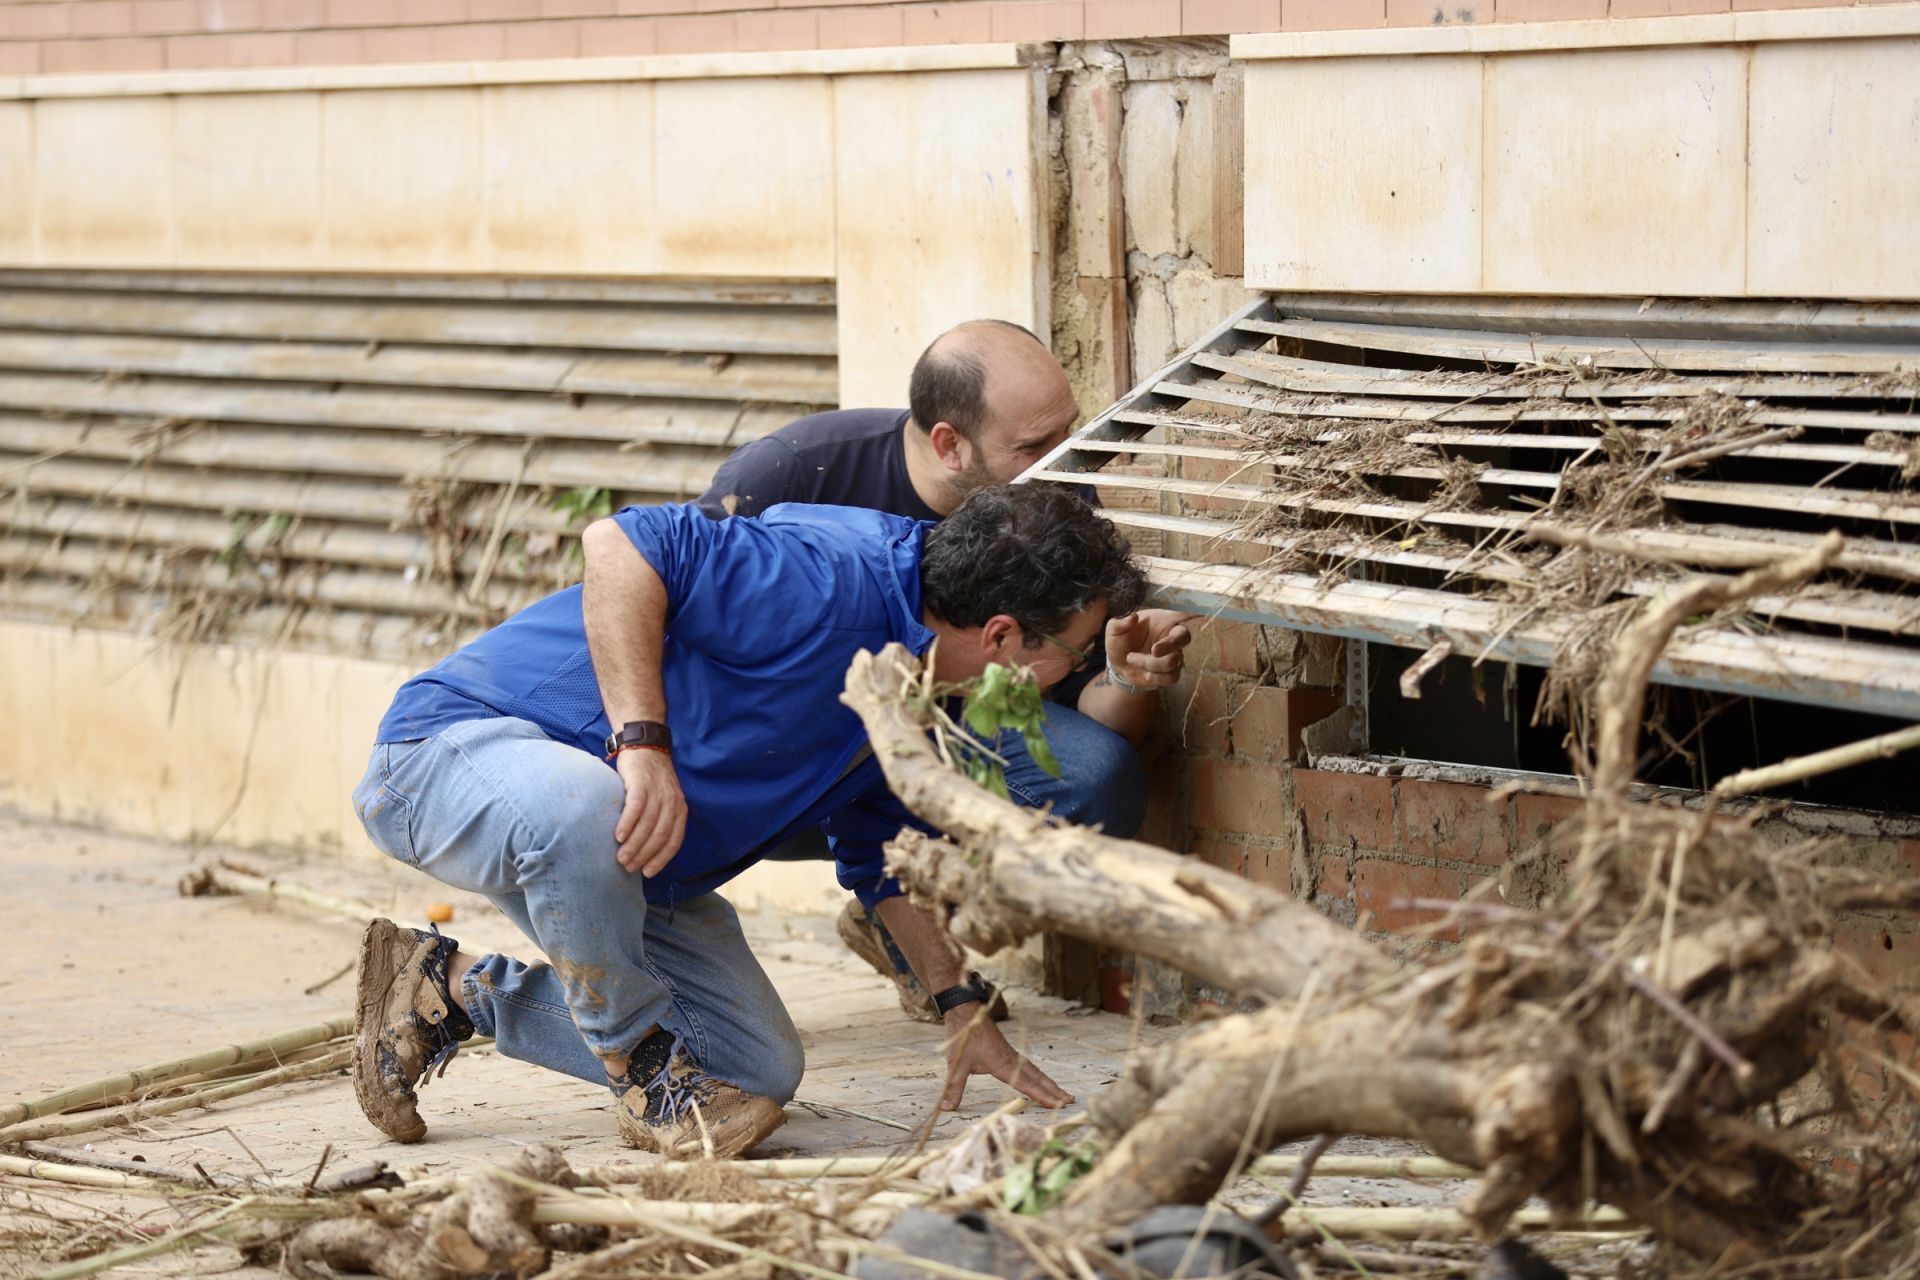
[351,715,806,1102]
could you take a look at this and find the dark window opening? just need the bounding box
[1365,644,1916,817]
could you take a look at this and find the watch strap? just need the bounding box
[933,971,997,1017]
[604,719,673,757]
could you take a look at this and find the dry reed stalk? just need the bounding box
[1711,722,1920,798]
[0,1046,352,1145]
[177,861,380,925]
[636,1153,1472,1182]
[0,1016,352,1128]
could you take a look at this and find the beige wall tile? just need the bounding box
[172,92,324,267]
[482,81,657,274]
[1748,36,1920,300]
[1483,45,1747,294]
[57,629,199,840]
[653,76,835,277]
[321,87,486,269]
[332,654,413,863]
[167,642,259,841]
[0,103,32,262]
[1243,55,1482,291]
[0,623,55,818]
[225,650,347,852]
[35,96,176,265]
[833,68,1045,408]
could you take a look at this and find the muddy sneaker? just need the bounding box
[353,917,474,1144]
[612,1029,785,1158]
[835,900,1007,1025]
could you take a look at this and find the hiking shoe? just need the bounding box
[612,1029,785,1158]
[353,917,474,1144]
[835,900,1007,1025]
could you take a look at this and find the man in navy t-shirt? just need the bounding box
[697,320,1194,1021]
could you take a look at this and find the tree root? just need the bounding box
[269,1145,588,1280]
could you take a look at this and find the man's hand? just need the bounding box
[1104,609,1194,694]
[940,1010,1074,1111]
[612,748,687,876]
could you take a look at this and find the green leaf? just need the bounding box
[1023,727,1062,779]
[1003,1139,1098,1216]
[217,513,255,574]
[949,662,1062,796]
[551,486,614,527]
[1001,1162,1036,1214]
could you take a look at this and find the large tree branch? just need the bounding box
[843,645,1386,1004]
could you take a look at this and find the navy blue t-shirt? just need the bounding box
[696,408,1101,706]
[695,409,938,522]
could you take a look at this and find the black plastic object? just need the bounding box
[854,1206,1298,1280]
[1477,1238,1571,1280]
[1111,1206,1299,1280]
[854,1210,1033,1280]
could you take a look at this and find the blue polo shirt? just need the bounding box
[374,501,934,907]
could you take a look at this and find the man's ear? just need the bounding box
[979,614,1021,659]
[928,422,969,473]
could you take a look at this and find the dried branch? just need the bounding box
[1712,722,1920,798]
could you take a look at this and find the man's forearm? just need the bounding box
[582,518,671,726]
[872,896,967,997]
[1075,672,1157,746]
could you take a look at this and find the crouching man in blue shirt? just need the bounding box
[349,483,1146,1159]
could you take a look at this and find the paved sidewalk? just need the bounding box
[3,811,1157,1190]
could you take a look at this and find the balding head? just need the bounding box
[906,320,1080,499]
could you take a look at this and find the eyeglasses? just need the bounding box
[1039,631,1092,673]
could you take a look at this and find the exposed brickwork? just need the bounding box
[1354,858,1466,938]
[1398,777,1510,866]
[0,0,1870,72]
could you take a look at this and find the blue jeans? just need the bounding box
[351,716,806,1102]
[766,702,1148,859]
[994,703,1147,834]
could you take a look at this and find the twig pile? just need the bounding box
[839,531,1920,1278]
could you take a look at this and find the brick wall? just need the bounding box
[1105,622,1920,1015]
[0,0,1882,75]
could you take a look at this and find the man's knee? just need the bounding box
[1043,712,1149,838]
[1070,726,1149,837]
[762,1028,806,1104]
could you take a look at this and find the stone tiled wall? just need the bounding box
[0,0,1883,75]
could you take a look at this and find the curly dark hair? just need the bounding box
[922,483,1145,642]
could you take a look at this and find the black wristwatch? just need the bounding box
[604,720,673,758]
[933,971,997,1017]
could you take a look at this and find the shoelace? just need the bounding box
[638,1033,719,1125]
[413,924,473,1086]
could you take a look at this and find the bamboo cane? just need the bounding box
[19,1142,203,1185]
[0,1046,352,1145]
[636,1153,1474,1182]
[1712,723,1920,797]
[0,1153,178,1192]
[1275,1204,1632,1239]
[0,1016,353,1128]
[53,1040,348,1117]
